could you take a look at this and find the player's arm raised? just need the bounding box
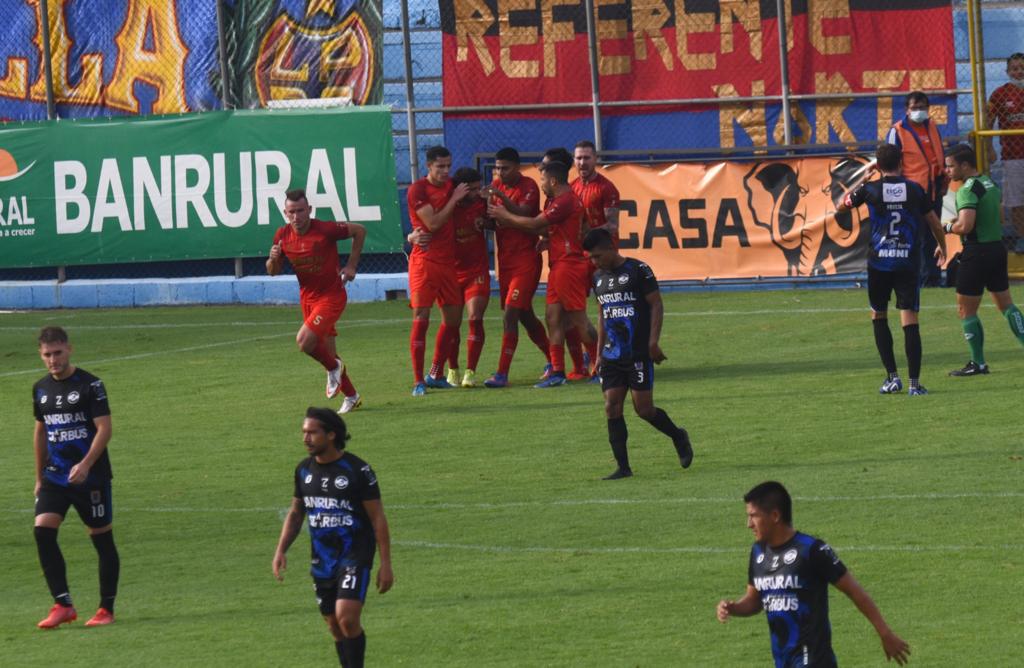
[272,497,306,581]
[363,499,394,594]
[601,206,620,238]
[417,182,470,232]
[716,584,762,622]
[833,572,910,665]
[341,223,366,283]
[68,414,111,485]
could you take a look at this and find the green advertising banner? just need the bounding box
[0,106,401,268]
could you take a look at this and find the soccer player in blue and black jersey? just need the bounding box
[838,144,946,395]
[717,481,910,667]
[32,326,120,629]
[582,228,694,479]
[273,408,393,667]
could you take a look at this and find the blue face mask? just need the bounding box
[908,109,929,124]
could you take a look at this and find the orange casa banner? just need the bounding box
[522,157,956,282]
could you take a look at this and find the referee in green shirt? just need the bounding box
[943,144,1024,375]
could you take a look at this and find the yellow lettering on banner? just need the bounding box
[105,0,189,113]
[596,0,630,75]
[814,72,855,143]
[631,0,673,71]
[863,70,906,139]
[499,0,539,78]
[809,0,851,56]
[720,0,761,61]
[910,69,948,125]
[542,0,577,77]
[456,0,496,75]
[320,19,363,99]
[673,0,715,70]
[773,104,812,145]
[715,81,767,148]
[0,57,28,99]
[28,0,103,105]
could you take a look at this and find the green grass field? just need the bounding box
[1,288,1022,666]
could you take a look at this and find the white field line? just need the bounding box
[392,540,1023,555]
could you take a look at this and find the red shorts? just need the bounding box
[546,260,589,311]
[409,255,462,308]
[458,271,491,302]
[586,261,597,295]
[301,291,347,338]
[499,262,542,310]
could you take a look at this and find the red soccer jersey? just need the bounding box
[273,220,351,299]
[492,174,541,275]
[407,177,456,264]
[542,190,586,266]
[572,172,620,244]
[989,82,1024,160]
[453,199,489,276]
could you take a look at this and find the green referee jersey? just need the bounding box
[955,174,1003,244]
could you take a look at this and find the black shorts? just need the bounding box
[867,266,920,312]
[600,358,654,392]
[956,242,1009,297]
[35,479,113,528]
[314,563,372,615]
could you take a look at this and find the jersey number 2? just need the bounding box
[888,211,902,237]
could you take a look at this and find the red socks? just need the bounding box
[410,318,429,384]
[565,328,585,373]
[467,319,485,371]
[497,331,518,375]
[549,342,566,374]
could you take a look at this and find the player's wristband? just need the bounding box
[943,222,954,234]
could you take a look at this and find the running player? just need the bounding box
[582,229,693,479]
[33,326,120,628]
[836,144,946,395]
[482,147,551,387]
[489,160,595,387]
[717,481,911,667]
[449,167,490,387]
[273,408,393,668]
[406,146,470,396]
[267,189,367,414]
[571,140,617,380]
[942,144,1024,375]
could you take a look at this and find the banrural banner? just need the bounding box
[523,159,961,281]
[0,106,401,268]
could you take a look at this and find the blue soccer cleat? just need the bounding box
[908,385,929,396]
[534,372,567,388]
[483,372,509,388]
[538,363,553,380]
[879,376,903,394]
[411,382,427,397]
[425,375,454,389]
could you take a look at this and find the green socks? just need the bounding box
[962,315,985,365]
[1005,305,1024,346]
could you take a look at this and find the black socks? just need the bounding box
[90,531,120,614]
[35,526,72,606]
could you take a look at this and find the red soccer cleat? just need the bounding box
[566,370,589,381]
[37,604,77,629]
[84,608,115,627]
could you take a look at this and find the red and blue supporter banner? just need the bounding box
[224,0,383,108]
[439,0,956,155]
[0,0,222,121]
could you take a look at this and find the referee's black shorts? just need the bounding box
[956,241,1009,297]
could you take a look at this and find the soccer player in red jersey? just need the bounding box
[267,189,366,413]
[481,147,551,387]
[406,146,470,396]
[987,53,1024,252]
[489,160,594,387]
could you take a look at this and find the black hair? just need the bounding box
[543,147,573,166]
[425,146,451,163]
[540,160,570,184]
[495,147,520,163]
[1008,52,1024,66]
[875,143,902,172]
[38,326,69,346]
[305,407,351,450]
[743,481,793,525]
[285,188,307,203]
[574,139,597,153]
[452,167,482,186]
[905,91,929,108]
[947,143,977,169]
[583,228,614,252]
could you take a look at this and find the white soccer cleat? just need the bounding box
[337,393,362,414]
[326,357,345,398]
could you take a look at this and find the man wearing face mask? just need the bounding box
[886,91,948,286]
[987,53,1024,253]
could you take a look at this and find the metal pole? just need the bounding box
[400,0,419,182]
[39,0,56,119]
[582,0,603,151]
[965,0,984,165]
[775,0,792,146]
[215,0,231,109]
[973,0,990,172]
